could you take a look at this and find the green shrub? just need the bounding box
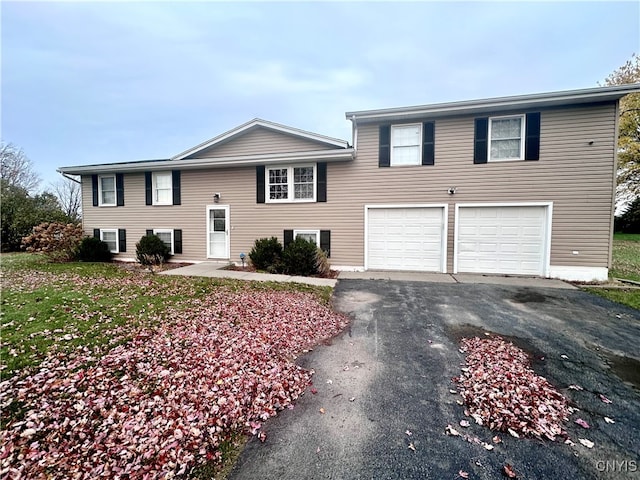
[282,237,318,276]
[136,234,171,266]
[76,237,113,262]
[249,237,283,271]
[616,198,640,234]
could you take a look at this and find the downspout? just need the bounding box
[350,115,358,155]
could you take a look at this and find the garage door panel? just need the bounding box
[457,206,547,276]
[367,207,445,272]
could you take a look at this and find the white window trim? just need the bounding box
[265,164,316,203]
[152,171,173,206]
[98,174,116,207]
[390,123,422,167]
[153,228,174,254]
[100,228,119,253]
[293,229,320,245]
[488,114,525,162]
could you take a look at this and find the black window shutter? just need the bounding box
[92,175,99,206]
[378,125,391,167]
[118,229,126,252]
[317,162,327,202]
[256,166,265,203]
[146,229,153,236]
[474,118,489,164]
[320,230,331,257]
[93,228,100,239]
[172,170,181,205]
[422,122,435,166]
[173,229,182,254]
[525,112,541,161]
[145,172,152,205]
[116,173,124,206]
[284,230,294,249]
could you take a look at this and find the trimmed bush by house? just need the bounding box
[249,237,283,272]
[282,236,318,276]
[136,234,171,266]
[76,236,113,262]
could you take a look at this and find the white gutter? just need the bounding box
[345,84,640,122]
[58,148,355,175]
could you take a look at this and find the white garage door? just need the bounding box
[456,205,548,276]
[367,207,445,272]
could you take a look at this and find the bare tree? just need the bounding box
[0,142,41,193]
[52,177,82,223]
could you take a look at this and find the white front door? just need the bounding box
[207,205,230,259]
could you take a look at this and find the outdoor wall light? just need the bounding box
[448,187,457,195]
[213,193,221,203]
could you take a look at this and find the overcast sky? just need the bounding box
[2,1,639,189]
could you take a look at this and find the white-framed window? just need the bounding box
[98,175,116,206]
[489,115,525,161]
[294,229,320,245]
[152,172,172,205]
[153,229,174,254]
[267,165,316,202]
[391,124,422,166]
[100,229,118,253]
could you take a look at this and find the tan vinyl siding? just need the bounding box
[186,127,339,159]
[82,102,617,273]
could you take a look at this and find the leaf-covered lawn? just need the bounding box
[0,254,348,478]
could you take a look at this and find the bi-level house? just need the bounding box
[58,84,639,281]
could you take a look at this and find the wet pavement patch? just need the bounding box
[600,349,640,391]
[511,288,550,303]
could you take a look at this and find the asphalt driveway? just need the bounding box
[229,280,640,480]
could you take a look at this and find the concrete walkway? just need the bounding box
[160,262,576,289]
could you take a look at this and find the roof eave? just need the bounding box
[57,149,355,176]
[346,84,640,123]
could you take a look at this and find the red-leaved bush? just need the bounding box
[21,222,84,262]
[0,286,348,478]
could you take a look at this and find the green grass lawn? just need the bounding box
[0,253,331,378]
[584,233,640,310]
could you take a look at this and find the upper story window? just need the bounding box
[379,123,434,168]
[391,124,422,166]
[100,229,118,253]
[489,115,525,161]
[153,172,172,205]
[99,175,116,206]
[267,165,316,202]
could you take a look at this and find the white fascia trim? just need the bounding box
[58,149,354,175]
[364,203,449,273]
[453,202,553,277]
[345,84,640,122]
[172,118,350,160]
[549,266,608,282]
